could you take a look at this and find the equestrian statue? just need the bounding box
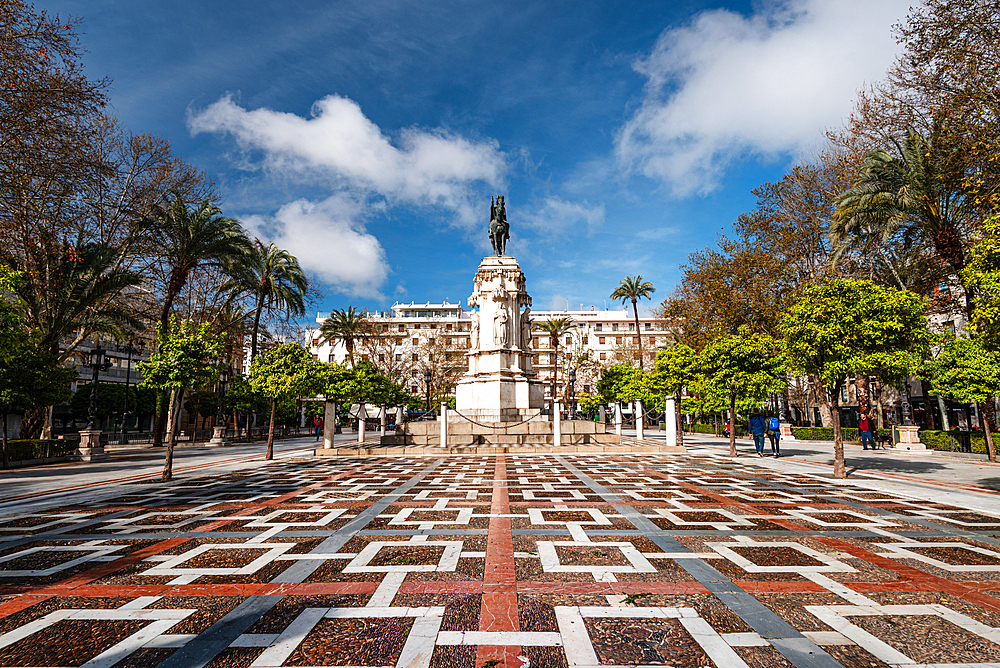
[489,195,509,256]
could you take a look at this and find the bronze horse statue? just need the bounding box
[489,195,508,256]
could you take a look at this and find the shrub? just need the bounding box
[2,439,77,462]
[790,426,860,442]
[919,429,991,454]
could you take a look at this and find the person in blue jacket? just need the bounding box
[749,410,767,457]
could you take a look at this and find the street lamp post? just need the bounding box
[85,346,112,432]
[568,369,577,419]
[117,339,142,445]
[424,370,432,413]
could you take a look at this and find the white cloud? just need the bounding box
[522,197,605,236]
[616,0,910,196]
[189,94,506,225]
[243,194,388,299]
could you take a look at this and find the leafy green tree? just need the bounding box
[596,362,654,427]
[963,215,1000,351]
[925,337,999,462]
[139,317,223,481]
[577,392,602,419]
[780,279,929,477]
[224,240,308,362]
[652,344,698,447]
[534,316,575,404]
[248,343,325,460]
[319,307,368,365]
[696,328,786,457]
[610,276,656,369]
[0,268,76,467]
[70,383,157,423]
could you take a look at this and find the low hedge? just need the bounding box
[790,426,860,442]
[919,429,993,454]
[685,423,747,437]
[1,439,77,462]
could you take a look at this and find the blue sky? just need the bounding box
[53,0,911,316]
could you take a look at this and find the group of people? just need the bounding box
[748,411,782,458]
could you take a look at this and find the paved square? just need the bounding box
[2,450,1000,668]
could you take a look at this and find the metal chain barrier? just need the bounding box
[450,405,549,430]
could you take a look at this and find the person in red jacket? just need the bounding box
[859,411,874,450]
[314,415,324,441]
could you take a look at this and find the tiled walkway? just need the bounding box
[2,452,1000,667]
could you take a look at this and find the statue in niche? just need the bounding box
[470,310,480,350]
[520,305,532,350]
[489,195,509,256]
[494,303,509,346]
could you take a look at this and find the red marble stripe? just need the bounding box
[478,456,520,668]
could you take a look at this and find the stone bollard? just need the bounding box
[615,403,623,437]
[636,399,644,441]
[357,403,365,444]
[440,402,448,449]
[323,400,337,449]
[665,397,677,449]
[380,404,387,437]
[553,399,561,447]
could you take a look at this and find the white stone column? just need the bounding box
[357,403,365,444]
[396,405,404,428]
[665,397,677,449]
[636,399,644,441]
[380,404,387,437]
[440,402,448,448]
[599,405,606,424]
[615,403,622,437]
[323,400,337,449]
[553,399,561,446]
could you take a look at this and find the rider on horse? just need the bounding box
[489,195,509,256]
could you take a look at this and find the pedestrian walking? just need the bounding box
[749,410,767,456]
[859,411,874,450]
[767,413,781,458]
[314,414,324,441]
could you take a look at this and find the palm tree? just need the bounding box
[832,128,974,314]
[145,192,252,446]
[145,192,253,332]
[319,307,368,365]
[225,240,308,362]
[610,275,656,369]
[534,316,574,406]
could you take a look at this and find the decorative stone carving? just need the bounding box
[520,305,532,351]
[494,302,509,346]
[470,310,479,350]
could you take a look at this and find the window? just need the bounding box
[649,337,656,346]
[430,323,437,329]
[414,324,421,329]
[565,336,571,345]
[616,337,622,345]
[633,337,639,344]
[398,324,405,332]
[447,323,453,331]
[628,323,634,331]
[599,336,606,345]
[429,338,436,345]
[584,384,591,393]
[600,352,607,361]
[582,336,588,345]
[312,338,319,346]
[645,323,651,331]
[612,323,618,331]
[412,353,419,361]
[311,354,318,361]
[395,354,402,361]
[595,324,602,332]
[411,386,418,393]
[379,354,385,362]
[412,338,419,346]
[534,337,540,348]
[382,324,389,332]
[396,337,403,345]
[327,354,335,362]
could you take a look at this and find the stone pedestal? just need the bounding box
[207,425,229,447]
[454,255,544,422]
[72,430,109,462]
[780,424,796,440]
[895,425,926,449]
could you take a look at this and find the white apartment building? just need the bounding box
[304,303,672,399]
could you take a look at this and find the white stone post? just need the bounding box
[323,400,337,449]
[380,404,387,437]
[396,405,404,428]
[553,399,561,446]
[357,403,365,443]
[615,402,623,436]
[665,397,677,449]
[599,404,606,424]
[636,399,644,441]
[440,402,448,448]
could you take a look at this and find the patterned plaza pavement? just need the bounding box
[2,448,1000,668]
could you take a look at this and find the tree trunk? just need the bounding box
[856,374,870,418]
[266,397,277,460]
[631,299,643,370]
[161,388,182,482]
[980,401,997,463]
[811,376,833,427]
[983,396,997,434]
[675,392,684,447]
[41,405,53,439]
[19,406,44,440]
[250,295,264,363]
[936,395,951,432]
[921,380,936,430]
[1,411,8,470]
[728,394,737,457]
[831,383,845,479]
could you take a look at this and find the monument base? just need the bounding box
[382,417,620,448]
[206,426,230,447]
[71,430,109,462]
